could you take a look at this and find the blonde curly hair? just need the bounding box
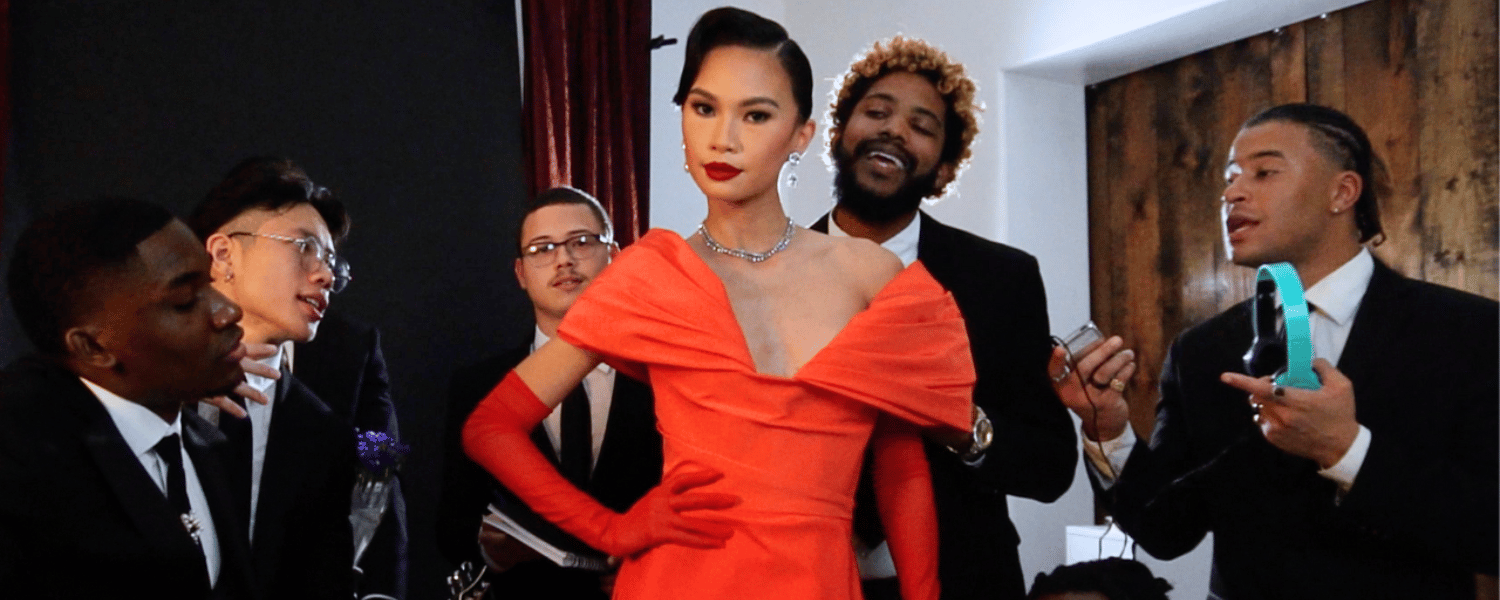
[826,36,981,198]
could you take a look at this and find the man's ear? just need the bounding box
[205,232,235,282]
[514,258,529,291]
[63,326,116,370]
[1331,171,1363,214]
[933,163,958,196]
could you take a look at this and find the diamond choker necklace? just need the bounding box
[697,217,796,263]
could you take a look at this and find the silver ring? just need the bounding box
[1051,365,1071,383]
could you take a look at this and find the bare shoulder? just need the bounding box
[805,230,903,299]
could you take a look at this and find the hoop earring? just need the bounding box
[785,152,801,188]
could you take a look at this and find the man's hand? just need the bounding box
[478,523,542,573]
[1050,336,1135,441]
[599,557,622,596]
[200,343,279,418]
[1220,358,1360,468]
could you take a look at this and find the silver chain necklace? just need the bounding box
[697,217,796,264]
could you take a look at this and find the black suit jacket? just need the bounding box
[1105,260,1498,599]
[814,212,1079,600]
[437,335,662,599]
[222,368,355,600]
[0,357,258,599]
[295,312,408,599]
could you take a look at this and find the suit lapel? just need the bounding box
[1333,261,1411,423]
[253,367,311,545]
[596,375,649,470]
[530,424,560,466]
[914,212,958,285]
[68,382,208,583]
[1335,260,1405,375]
[183,413,256,598]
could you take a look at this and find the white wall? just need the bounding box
[649,0,1368,596]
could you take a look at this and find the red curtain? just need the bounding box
[521,0,652,246]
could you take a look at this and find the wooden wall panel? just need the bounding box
[1086,0,1498,437]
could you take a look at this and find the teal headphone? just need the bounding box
[1245,262,1322,390]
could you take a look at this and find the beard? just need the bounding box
[831,138,941,226]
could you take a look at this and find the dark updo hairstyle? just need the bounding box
[672,7,814,123]
[1243,103,1387,245]
[8,197,176,356]
[1027,558,1173,600]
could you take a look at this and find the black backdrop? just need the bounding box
[1,2,532,596]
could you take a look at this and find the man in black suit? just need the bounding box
[438,187,661,599]
[296,311,409,599]
[0,198,258,597]
[811,36,1078,600]
[189,157,356,599]
[1059,104,1498,598]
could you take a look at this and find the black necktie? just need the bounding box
[559,385,592,488]
[155,434,192,515]
[155,434,210,584]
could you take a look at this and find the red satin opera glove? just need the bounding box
[871,416,941,600]
[462,370,740,558]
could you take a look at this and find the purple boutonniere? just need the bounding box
[352,429,409,566]
[355,429,410,484]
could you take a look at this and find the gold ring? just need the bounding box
[1109,379,1126,393]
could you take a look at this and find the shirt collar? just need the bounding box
[827,211,921,267]
[535,325,611,375]
[1302,247,1374,326]
[80,377,182,459]
[244,344,285,393]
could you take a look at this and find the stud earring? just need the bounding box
[683,163,690,172]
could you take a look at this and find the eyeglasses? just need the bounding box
[520,233,610,266]
[228,232,352,293]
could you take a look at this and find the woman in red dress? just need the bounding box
[464,8,975,599]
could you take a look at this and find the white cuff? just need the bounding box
[1082,426,1136,488]
[1317,425,1371,495]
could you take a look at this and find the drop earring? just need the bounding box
[785,152,801,188]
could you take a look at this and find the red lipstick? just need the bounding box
[704,162,742,181]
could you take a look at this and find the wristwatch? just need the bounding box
[949,405,993,461]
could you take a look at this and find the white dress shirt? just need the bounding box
[242,345,285,540]
[82,377,221,585]
[534,327,615,473]
[1086,248,1377,495]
